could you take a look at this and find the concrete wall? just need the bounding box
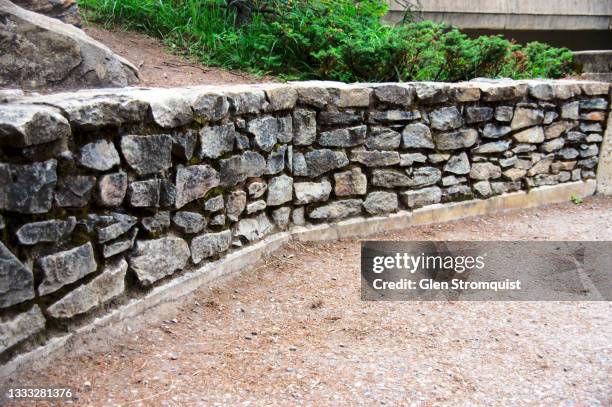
[0,79,610,373]
[386,0,612,30]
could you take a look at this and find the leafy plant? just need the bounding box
[80,0,574,81]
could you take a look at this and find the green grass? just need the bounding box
[80,0,574,82]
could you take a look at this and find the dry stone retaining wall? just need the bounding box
[0,79,610,365]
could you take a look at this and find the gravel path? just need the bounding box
[13,197,612,406]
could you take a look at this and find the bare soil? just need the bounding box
[84,25,276,88]
[10,197,612,406]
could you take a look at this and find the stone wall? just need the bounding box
[0,79,610,366]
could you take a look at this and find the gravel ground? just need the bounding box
[11,197,612,406]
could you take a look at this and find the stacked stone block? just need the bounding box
[0,79,609,362]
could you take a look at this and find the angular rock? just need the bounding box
[0,242,35,308]
[414,83,449,104]
[494,106,514,122]
[579,144,599,158]
[172,211,205,234]
[308,199,362,220]
[226,190,247,222]
[329,87,371,108]
[318,126,366,147]
[482,124,511,139]
[399,152,427,166]
[103,228,137,258]
[510,107,544,130]
[55,175,95,207]
[296,87,329,109]
[129,236,190,285]
[96,172,127,207]
[292,207,305,226]
[433,129,478,150]
[363,191,398,215]
[233,213,273,241]
[140,211,170,235]
[246,200,266,214]
[191,230,232,264]
[16,217,76,245]
[265,86,298,111]
[160,180,177,208]
[428,153,450,164]
[470,163,502,180]
[580,98,608,110]
[121,134,173,175]
[543,111,558,125]
[319,110,362,126]
[0,305,45,353]
[0,104,70,147]
[247,116,281,152]
[472,140,512,154]
[334,167,367,196]
[369,110,420,123]
[79,140,120,171]
[171,130,197,161]
[373,84,414,106]
[545,121,575,140]
[97,213,137,243]
[350,150,400,167]
[371,169,411,188]
[480,83,527,102]
[429,107,463,131]
[444,152,470,174]
[37,242,97,295]
[0,159,57,214]
[561,101,580,120]
[203,195,223,213]
[408,167,442,187]
[401,186,441,209]
[209,214,226,226]
[499,156,518,168]
[293,149,349,177]
[465,107,493,123]
[277,116,293,143]
[271,207,291,229]
[0,0,138,90]
[192,93,229,121]
[226,90,267,115]
[199,123,236,159]
[47,258,127,319]
[266,145,287,175]
[540,138,565,153]
[294,179,332,205]
[128,179,160,207]
[402,123,434,149]
[513,127,544,143]
[528,83,554,100]
[293,109,317,146]
[220,151,266,186]
[247,182,267,199]
[580,122,603,133]
[267,174,293,206]
[527,156,554,176]
[441,175,463,186]
[473,180,492,197]
[366,127,401,150]
[175,165,220,208]
[442,184,473,202]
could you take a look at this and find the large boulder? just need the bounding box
[11,0,81,26]
[0,0,139,89]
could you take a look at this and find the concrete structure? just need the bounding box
[386,0,612,31]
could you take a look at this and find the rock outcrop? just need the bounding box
[0,0,138,90]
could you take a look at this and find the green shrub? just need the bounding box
[80,0,574,81]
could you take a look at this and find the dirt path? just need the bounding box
[84,25,275,88]
[11,197,612,406]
